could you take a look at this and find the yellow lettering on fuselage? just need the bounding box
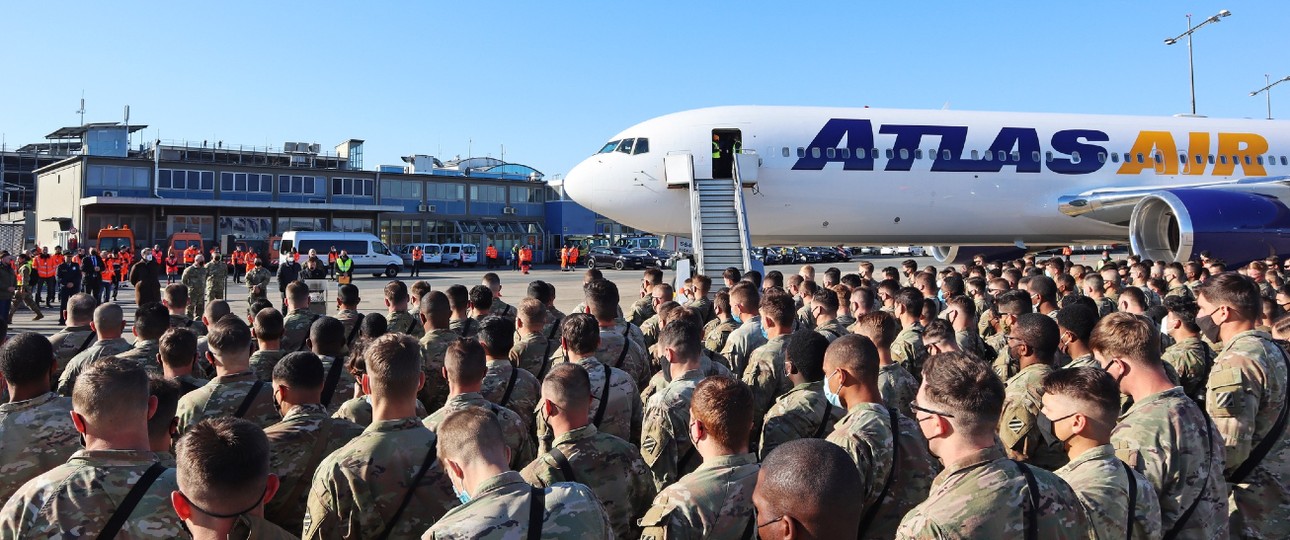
[1117,131,1269,176]
[1181,132,1209,175]
[1212,133,1268,176]
[1117,131,1177,175]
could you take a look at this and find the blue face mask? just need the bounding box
[760,325,768,340]
[453,484,471,505]
[937,290,945,303]
[731,311,742,324]
[823,370,842,408]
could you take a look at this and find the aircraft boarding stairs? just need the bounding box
[664,151,759,277]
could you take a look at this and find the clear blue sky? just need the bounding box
[1,2,1285,178]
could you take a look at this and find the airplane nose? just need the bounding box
[563,156,603,214]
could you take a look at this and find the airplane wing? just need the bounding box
[1058,176,1290,226]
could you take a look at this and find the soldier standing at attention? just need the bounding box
[1056,304,1100,370]
[721,282,767,376]
[0,357,184,538]
[477,316,540,432]
[629,268,664,327]
[482,272,517,320]
[639,283,673,349]
[703,290,739,364]
[205,253,228,304]
[810,287,848,342]
[244,258,271,316]
[1196,273,1290,538]
[164,283,208,336]
[57,302,133,395]
[280,281,319,353]
[249,308,285,381]
[384,280,423,338]
[48,293,97,369]
[752,439,865,540]
[539,314,640,448]
[1160,296,1215,404]
[445,284,480,338]
[0,333,78,503]
[758,331,843,460]
[159,327,208,395]
[417,290,457,412]
[743,290,796,446]
[890,287,927,378]
[998,313,1068,470]
[175,317,281,433]
[114,302,169,373]
[511,297,553,378]
[640,318,710,490]
[410,245,423,277]
[334,283,363,347]
[421,339,534,470]
[182,255,208,320]
[171,418,297,538]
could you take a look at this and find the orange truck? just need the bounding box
[96,225,136,254]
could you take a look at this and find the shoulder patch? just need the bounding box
[639,503,674,528]
[1007,416,1024,435]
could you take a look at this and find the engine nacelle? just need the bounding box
[1129,188,1290,265]
[928,245,1029,266]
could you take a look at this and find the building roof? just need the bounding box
[45,123,148,140]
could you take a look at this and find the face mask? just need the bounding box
[822,370,842,408]
[937,290,945,303]
[1037,412,1076,446]
[1196,309,1221,343]
[760,325,768,340]
[1158,316,1170,336]
[451,475,471,505]
[731,311,742,324]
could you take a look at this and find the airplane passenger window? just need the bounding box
[1097,152,1106,164]
[1011,151,1020,161]
[617,139,635,154]
[899,148,909,160]
[798,147,805,158]
[1071,151,1081,164]
[1258,156,1264,165]
[915,149,923,160]
[1244,155,1252,165]
[1032,151,1041,162]
[982,151,992,162]
[1045,151,1053,162]
[1282,156,1288,165]
[971,150,979,160]
[885,149,894,159]
[1208,155,1215,164]
[633,138,649,154]
[1110,153,1120,163]
[599,140,620,153]
[1153,153,1162,164]
[858,148,867,159]
[841,148,851,159]
[782,147,790,157]
[1219,155,1227,165]
[1178,154,1186,164]
[1136,153,1144,163]
[811,147,821,158]
[998,151,1007,161]
[944,149,952,160]
[1195,155,1203,164]
[826,148,836,159]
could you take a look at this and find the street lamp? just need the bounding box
[1250,75,1290,120]
[1164,9,1232,115]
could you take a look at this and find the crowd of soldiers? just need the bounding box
[0,248,1286,539]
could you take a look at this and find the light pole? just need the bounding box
[1250,75,1290,120]
[1164,9,1232,115]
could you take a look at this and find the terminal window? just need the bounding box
[278,175,321,195]
[220,172,273,193]
[159,169,214,191]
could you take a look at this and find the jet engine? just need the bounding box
[1129,188,1290,265]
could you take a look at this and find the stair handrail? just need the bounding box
[731,150,755,272]
[686,157,706,274]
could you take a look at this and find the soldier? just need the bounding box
[159,327,207,395]
[275,254,301,310]
[164,283,208,336]
[823,334,938,539]
[520,362,655,538]
[943,295,987,359]
[423,339,534,471]
[1163,264,1194,301]
[244,258,272,316]
[281,281,320,353]
[303,334,458,538]
[308,316,359,413]
[526,280,564,344]
[582,279,651,391]
[424,407,613,539]
[703,290,739,362]
[49,293,97,371]
[753,439,865,539]
[468,284,494,320]
[639,376,759,539]
[853,311,919,417]
[810,287,848,342]
[114,302,168,373]
[687,274,716,325]
[55,252,81,325]
[1160,295,1215,405]
[477,316,540,431]
[720,283,766,376]
[640,318,710,490]
[794,280,819,331]
[1196,273,1290,537]
[383,280,423,338]
[56,302,132,395]
[1056,304,1100,369]
[1027,275,1062,318]
[628,267,664,326]
[175,316,281,433]
[1094,312,1229,539]
[639,282,673,350]
[250,308,286,381]
[998,313,1068,470]
[205,253,228,304]
[540,313,641,447]
[0,333,78,502]
[758,330,844,461]
[1041,367,1164,540]
[890,287,927,378]
[182,255,208,320]
[13,254,41,321]
[0,357,184,538]
[410,291,453,407]
[445,284,480,339]
[897,351,1093,539]
[1083,273,1118,318]
[263,352,365,532]
[172,417,296,538]
[481,272,518,320]
[146,376,181,468]
[334,283,364,350]
[743,290,796,446]
[511,297,554,378]
[987,289,1035,381]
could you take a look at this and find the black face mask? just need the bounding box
[1037,412,1076,446]
[1195,309,1222,343]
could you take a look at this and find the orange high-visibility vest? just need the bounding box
[35,256,56,278]
[183,247,197,264]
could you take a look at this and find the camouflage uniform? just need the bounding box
[244,266,271,314]
[318,354,358,415]
[758,380,843,460]
[0,392,78,503]
[891,322,926,379]
[702,317,739,364]
[989,335,1019,382]
[333,395,428,428]
[627,296,654,327]
[174,373,209,396]
[1166,284,1194,301]
[15,263,41,319]
[204,260,228,303]
[687,297,715,325]
[264,403,365,533]
[641,314,662,350]
[795,304,815,331]
[1064,353,1099,370]
[423,392,535,469]
[1055,444,1164,540]
[1205,330,1290,538]
[335,308,363,344]
[641,354,733,405]
[386,309,424,338]
[448,317,479,339]
[422,471,612,540]
[640,369,704,490]
[115,338,161,374]
[181,263,207,319]
[541,306,565,343]
[895,444,1093,540]
[418,328,458,412]
[1000,363,1068,471]
[537,356,641,449]
[488,297,518,320]
[955,329,989,360]
[521,424,655,539]
[638,453,759,540]
[1095,296,1118,318]
[169,313,207,336]
[1112,386,1229,539]
[1163,336,1214,404]
[480,359,541,431]
[878,362,919,417]
[175,370,281,433]
[830,403,941,539]
[510,330,556,379]
[815,319,848,343]
[720,315,766,375]
[281,308,320,354]
[249,348,284,382]
[48,324,95,371]
[230,514,298,539]
[742,334,792,443]
[0,449,183,538]
[303,417,458,539]
[55,336,132,395]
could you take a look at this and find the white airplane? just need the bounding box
[562,105,1290,265]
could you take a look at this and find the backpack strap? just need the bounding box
[811,401,834,439]
[76,332,96,354]
[1227,338,1289,485]
[1015,460,1040,540]
[295,313,322,352]
[526,486,546,540]
[1163,406,1215,540]
[277,417,334,517]
[547,446,576,483]
[615,325,632,368]
[375,443,438,540]
[234,380,265,419]
[499,365,520,409]
[320,356,345,408]
[1121,459,1137,540]
[345,314,365,345]
[96,462,166,540]
[593,364,612,427]
[856,407,899,537]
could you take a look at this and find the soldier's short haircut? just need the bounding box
[788,274,805,291]
[714,290,731,315]
[759,439,864,530]
[652,283,675,302]
[418,290,452,328]
[942,274,965,297]
[527,280,555,304]
[477,316,515,358]
[824,334,880,384]
[518,298,547,326]
[175,417,271,515]
[364,333,424,398]
[0,332,54,385]
[723,267,742,284]
[693,274,713,294]
[445,284,469,312]
[763,270,782,290]
[337,284,360,306]
[134,302,171,341]
[923,319,955,347]
[921,351,1003,437]
[482,272,502,289]
[921,299,941,321]
[944,295,974,319]
[669,306,704,331]
[1054,273,1076,294]
[823,267,841,285]
[93,302,125,332]
[437,407,507,466]
[583,268,604,282]
[468,285,494,311]
[66,293,98,323]
[203,300,231,324]
[658,317,702,361]
[249,298,274,318]
[786,330,829,381]
[831,284,851,306]
[1119,287,1147,312]
[253,308,285,341]
[691,376,753,451]
[361,313,388,340]
[913,273,937,294]
[273,351,325,390]
[892,287,923,316]
[965,277,986,295]
[643,268,664,286]
[560,313,599,356]
[1197,272,1262,320]
[147,375,181,441]
[743,270,763,288]
[444,338,488,385]
[583,279,621,322]
[286,281,310,303]
[164,284,190,308]
[853,311,898,349]
[1013,313,1059,362]
[383,280,409,304]
[841,273,862,288]
[207,317,252,358]
[798,280,819,299]
[799,265,815,279]
[542,362,591,413]
[1056,305,1099,343]
[812,287,839,315]
[1041,366,1120,428]
[159,327,199,370]
[728,282,760,316]
[760,289,796,327]
[310,316,345,356]
[1163,295,1201,332]
[1090,312,1162,368]
[852,286,876,311]
[993,289,1034,317]
[73,356,150,425]
[1083,273,1105,292]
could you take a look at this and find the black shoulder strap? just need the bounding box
[1227,340,1289,485]
[547,317,562,341]
[811,401,834,439]
[1163,406,1214,540]
[740,513,757,540]
[526,485,546,540]
[376,444,438,540]
[856,407,900,537]
[615,326,631,368]
[345,314,365,345]
[593,364,612,427]
[96,462,166,540]
[1015,460,1040,540]
[1121,460,1137,540]
[499,364,520,408]
[677,444,698,473]
[77,332,96,354]
[295,313,322,352]
[547,446,576,483]
[320,356,345,408]
[234,380,265,419]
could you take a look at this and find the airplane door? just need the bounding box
[712,129,742,180]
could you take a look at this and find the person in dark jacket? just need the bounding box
[56,255,82,325]
[0,251,16,323]
[276,256,302,310]
[129,251,162,307]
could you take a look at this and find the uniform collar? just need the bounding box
[1119,387,1187,420]
[698,452,756,470]
[1057,443,1115,474]
[786,380,823,394]
[0,391,61,412]
[1220,329,1274,355]
[447,392,488,407]
[365,416,424,434]
[471,471,528,499]
[552,424,599,447]
[282,403,330,423]
[68,448,163,466]
[933,443,1006,489]
[212,370,257,384]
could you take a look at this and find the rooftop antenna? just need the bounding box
[124,105,130,148]
[501,144,505,163]
[76,92,85,125]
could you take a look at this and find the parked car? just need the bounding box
[440,243,479,268]
[810,247,839,263]
[791,246,820,264]
[396,243,443,267]
[278,231,403,277]
[636,248,674,268]
[586,246,650,270]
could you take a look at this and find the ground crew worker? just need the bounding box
[511,244,520,271]
[568,245,579,268]
[335,250,353,283]
[183,244,198,268]
[164,252,179,284]
[411,245,423,277]
[485,243,498,270]
[753,439,866,540]
[172,417,297,538]
[327,247,338,279]
[34,249,57,308]
[205,254,228,304]
[229,247,243,283]
[13,254,42,321]
[560,245,569,272]
[181,255,208,320]
[519,244,533,274]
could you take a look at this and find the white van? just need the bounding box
[440,243,479,267]
[278,231,404,277]
[397,243,443,266]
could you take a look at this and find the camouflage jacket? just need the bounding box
[335,308,364,341]
[538,355,641,448]
[0,449,183,538]
[181,264,207,293]
[244,267,271,297]
[387,310,424,338]
[596,323,651,391]
[0,392,78,503]
[1163,336,1215,404]
[264,403,365,533]
[702,317,738,362]
[891,322,926,379]
[687,297,715,325]
[720,315,766,375]
[488,297,518,320]
[742,334,792,442]
[176,370,281,433]
[204,261,228,294]
[318,354,358,414]
[303,417,458,539]
[56,336,133,395]
[423,392,535,470]
[520,424,655,539]
[1000,363,1068,470]
[1064,353,1099,370]
[418,329,458,412]
[759,380,843,460]
[895,444,1093,540]
[249,348,284,382]
[878,362,919,417]
[638,453,760,540]
[1055,444,1163,540]
[829,403,940,540]
[480,359,541,431]
[815,319,848,343]
[640,368,704,491]
[230,514,298,540]
[955,329,990,360]
[641,354,733,405]
[282,309,321,353]
[114,338,161,374]
[422,471,612,540]
[333,395,427,428]
[48,325,95,368]
[541,305,565,343]
[627,295,655,327]
[510,330,555,379]
[168,313,207,336]
[448,317,479,339]
[795,303,816,331]
[641,314,662,350]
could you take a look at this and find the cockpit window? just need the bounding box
[633,138,649,155]
[599,140,621,154]
[617,138,635,154]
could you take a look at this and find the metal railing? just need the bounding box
[730,151,754,271]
